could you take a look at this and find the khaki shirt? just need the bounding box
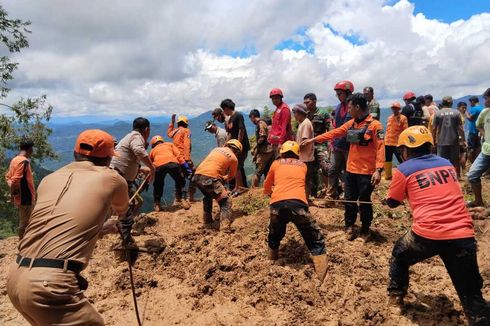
[18,161,129,267]
[110,131,148,181]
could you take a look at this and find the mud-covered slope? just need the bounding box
[1,185,489,326]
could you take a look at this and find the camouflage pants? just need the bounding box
[268,200,326,256]
[192,174,232,226]
[311,146,331,197]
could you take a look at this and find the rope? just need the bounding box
[129,173,151,203]
[315,199,385,206]
[117,228,143,326]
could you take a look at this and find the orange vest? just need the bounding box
[167,124,191,161]
[195,147,238,181]
[385,114,408,146]
[264,158,307,204]
[149,142,185,168]
[5,155,36,206]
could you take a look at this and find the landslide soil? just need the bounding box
[1,180,489,326]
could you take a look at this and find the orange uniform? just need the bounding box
[264,158,307,205]
[385,114,408,146]
[314,115,385,175]
[5,155,36,206]
[195,147,238,181]
[149,142,185,168]
[167,124,191,161]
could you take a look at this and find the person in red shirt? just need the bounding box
[303,93,385,241]
[268,88,292,156]
[383,126,489,325]
[149,135,193,212]
[5,138,36,239]
[263,141,327,281]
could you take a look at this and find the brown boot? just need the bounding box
[388,294,406,314]
[268,249,279,260]
[345,226,357,241]
[312,254,328,282]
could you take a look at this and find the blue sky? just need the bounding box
[396,0,490,22]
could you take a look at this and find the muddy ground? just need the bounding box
[1,180,489,326]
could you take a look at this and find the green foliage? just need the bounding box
[262,105,272,119]
[0,7,55,238]
[234,190,269,215]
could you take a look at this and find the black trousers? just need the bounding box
[344,172,374,229]
[388,231,490,325]
[268,200,326,256]
[385,145,404,164]
[153,162,185,202]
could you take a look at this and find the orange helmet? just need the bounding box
[150,135,164,148]
[269,88,283,98]
[403,91,416,101]
[334,80,354,93]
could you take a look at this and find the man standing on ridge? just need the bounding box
[363,86,380,121]
[327,80,354,201]
[149,135,192,211]
[384,126,490,325]
[293,104,315,200]
[168,114,195,201]
[249,109,274,187]
[205,121,227,147]
[7,129,129,326]
[466,96,484,163]
[221,98,250,197]
[268,88,292,157]
[193,140,242,232]
[110,117,155,246]
[402,91,424,127]
[432,96,464,178]
[5,138,36,239]
[303,93,385,241]
[304,92,332,198]
[263,141,327,282]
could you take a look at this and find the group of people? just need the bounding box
[4,82,490,325]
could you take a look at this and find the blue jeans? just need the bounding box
[468,152,490,184]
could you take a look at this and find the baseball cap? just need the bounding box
[292,103,307,114]
[74,129,116,158]
[204,121,214,131]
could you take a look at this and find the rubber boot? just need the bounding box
[188,186,197,202]
[312,254,328,282]
[384,162,393,180]
[268,249,279,260]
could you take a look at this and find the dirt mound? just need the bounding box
[1,183,489,325]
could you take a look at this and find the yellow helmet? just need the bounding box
[397,126,434,148]
[150,135,164,148]
[225,139,243,152]
[280,140,300,156]
[177,115,189,125]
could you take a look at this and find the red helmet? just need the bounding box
[269,88,283,98]
[334,80,354,93]
[403,91,416,100]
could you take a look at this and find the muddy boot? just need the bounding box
[268,249,279,260]
[344,226,357,241]
[181,199,191,210]
[188,186,197,202]
[359,226,372,242]
[388,294,406,314]
[219,217,234,233]
[312,254,328,282]
[198,212,214,229]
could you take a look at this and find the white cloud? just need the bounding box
[2,0,490,117]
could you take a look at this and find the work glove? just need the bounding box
[182,162,193,176]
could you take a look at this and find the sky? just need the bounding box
[1,0,490,118]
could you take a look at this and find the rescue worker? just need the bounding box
[263,141,327,281]
[110,117,155,245]
[384,126,490,325]
[304,92,332,198]
[401,91,424,127]
[5,138,36,239]
[467,88,490,208]
[205,121,227,147]
[384,102,408,180]
[303,93,385,241]
[149,135,192,212]
[7,129,129,326]
[268,88,292,156]
[363,86,380,121]
[466,96,484,163]
[457,102,469,177]
[328,80,354,201]
[192,140,242,231]
[220,98,250,196]
[168,114,196,201]
[432,96,464,178]
[249,109,274,187]
[293,104,315,200]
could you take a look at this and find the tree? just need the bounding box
[262,105,272,119]
[0,6,56,238]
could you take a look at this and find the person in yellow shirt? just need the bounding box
[192,140,241,231]
[263,141,327,281]
[149,135,193,211]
